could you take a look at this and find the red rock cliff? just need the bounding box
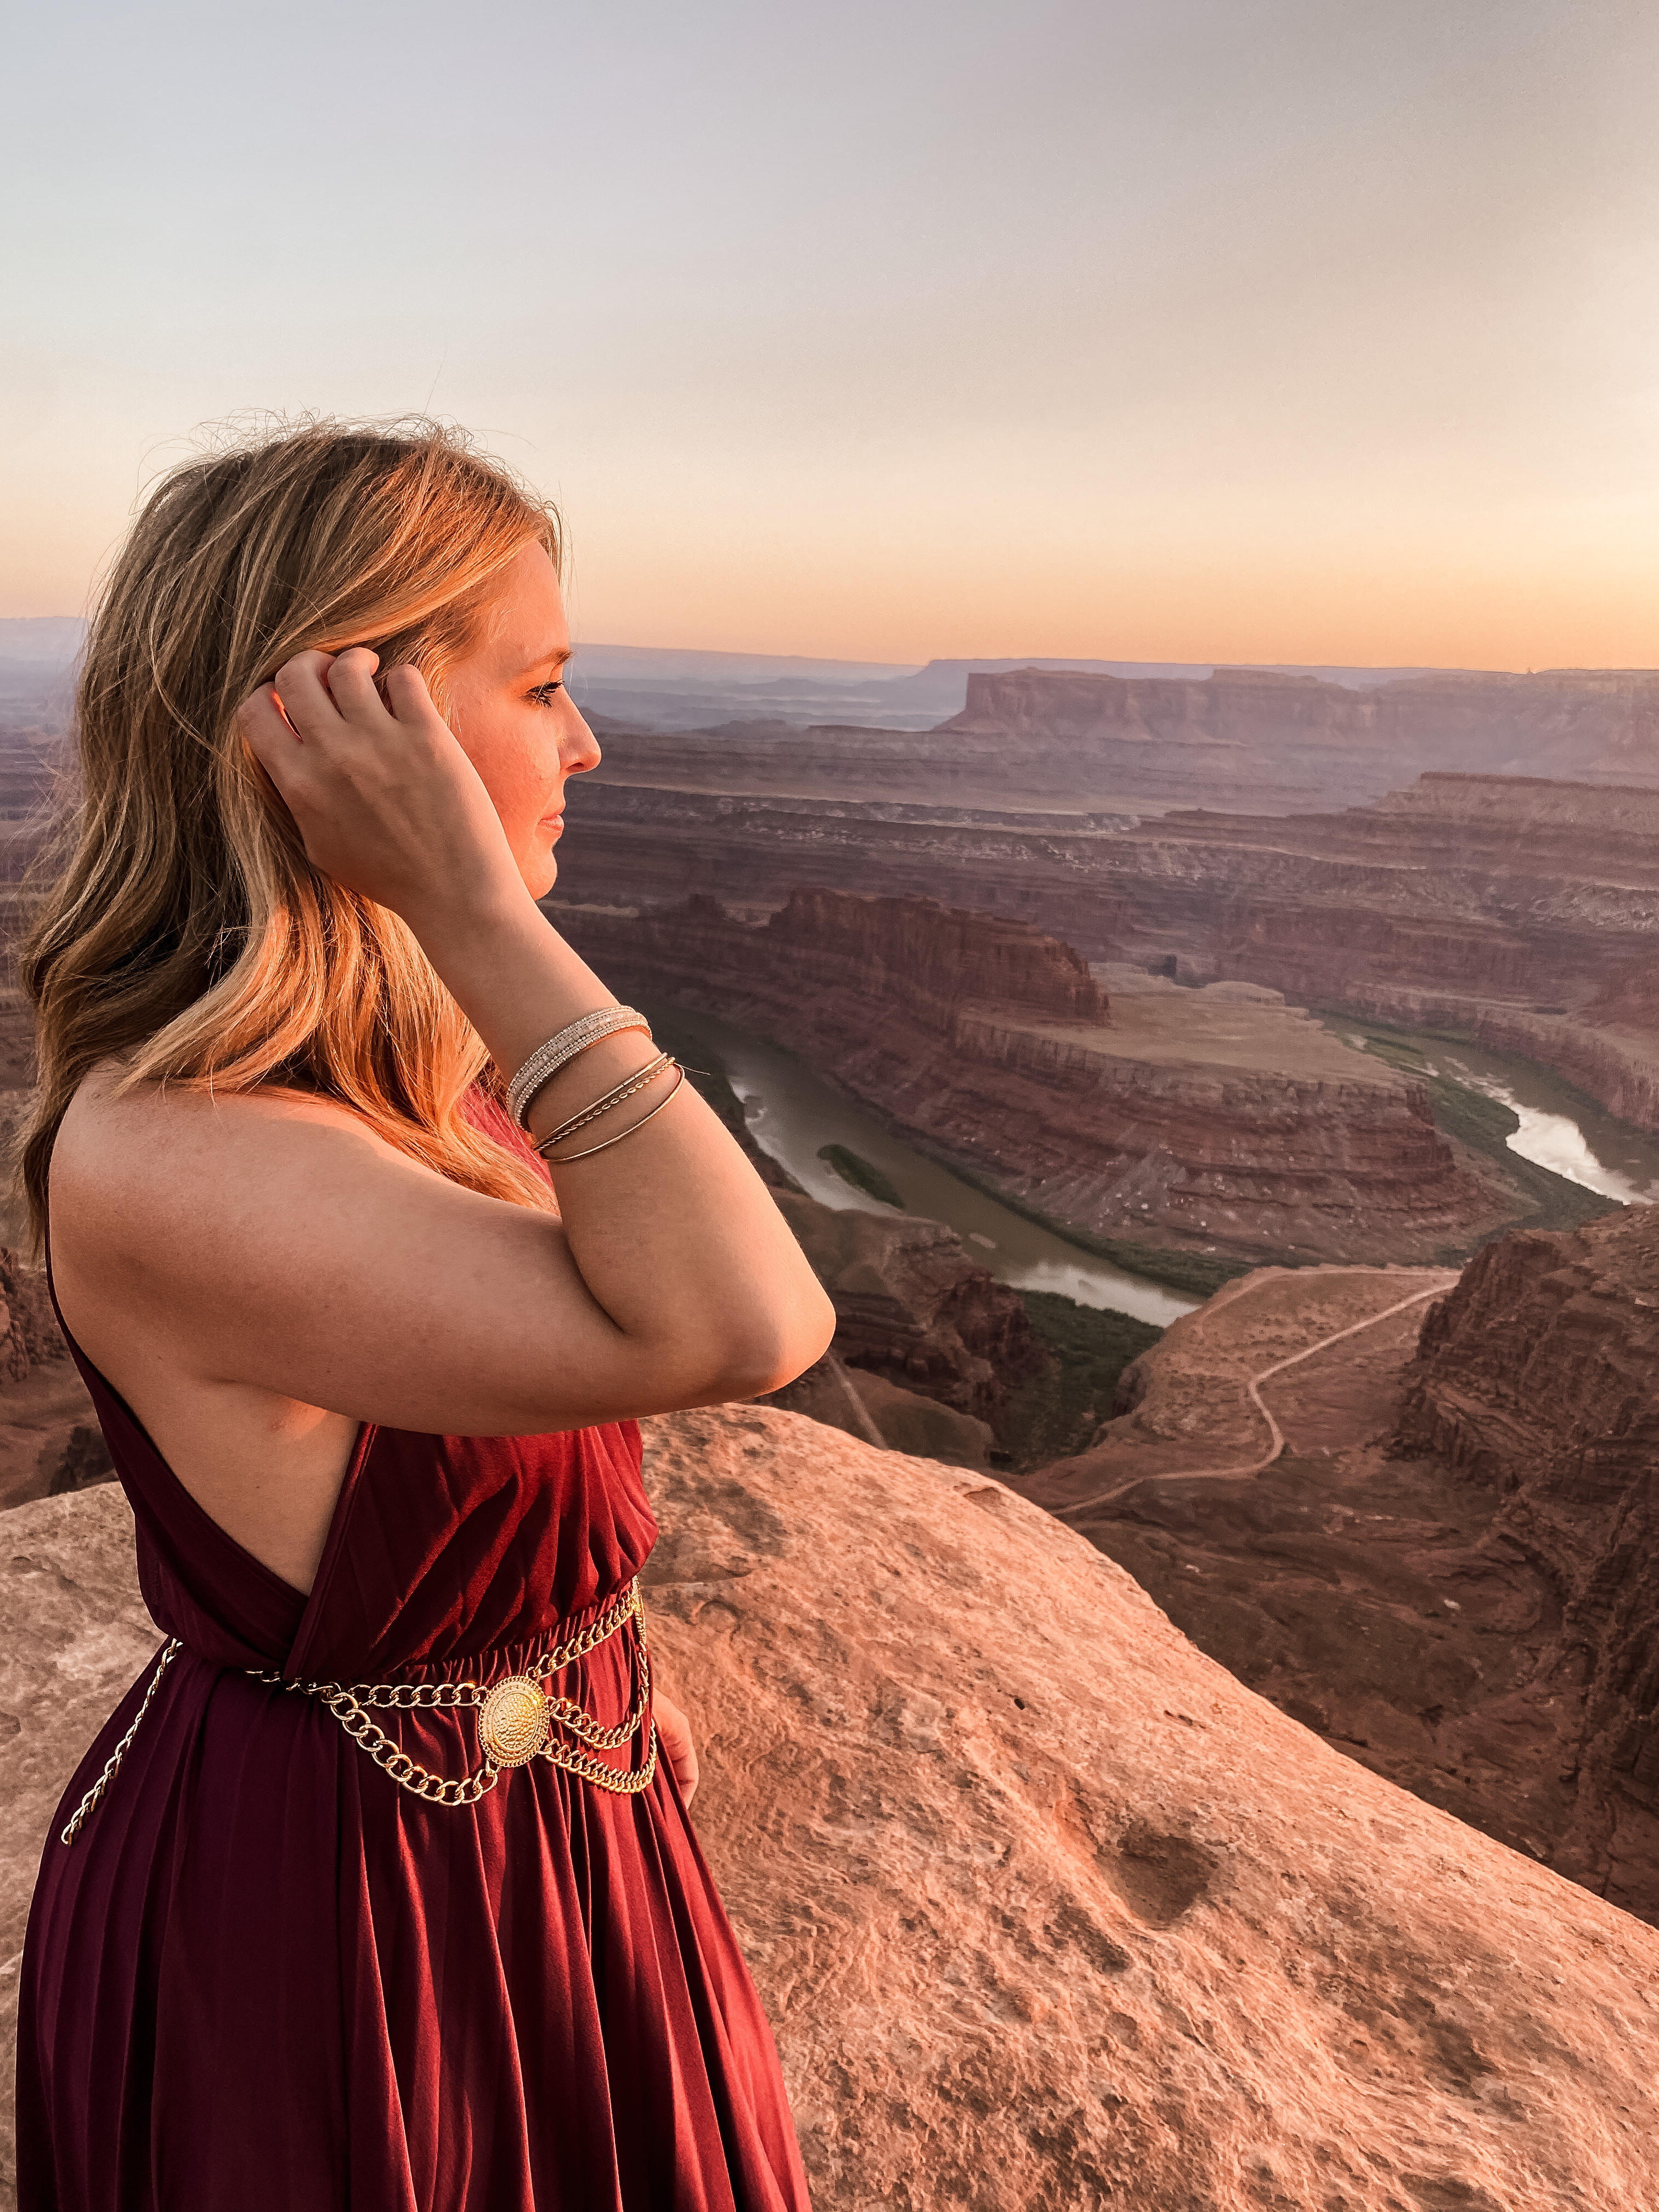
[1396,1206,1659,1915]
[761,886,1107,1030]
[555,890,1514,1266]
[950,664,1659,788]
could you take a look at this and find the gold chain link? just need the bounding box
[61,1582,657,1844]
[61,1638,182,1846]
[249,1579,656,1805]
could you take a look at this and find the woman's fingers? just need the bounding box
[653,1690,699,1804]
[235,642,520,918]
[318,646,388,728]
[381,661,441,722]
[267,648,349,743]
[237,684,312,799]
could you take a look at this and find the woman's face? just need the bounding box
[443,540,600,899]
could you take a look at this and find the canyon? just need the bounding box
[556,762,1659,1138]
[578,662,1659,814]
[941,663,1659,810]
[5,648,1659,2199]
[6,1409,1659,2210]
[1017,1208,1659,1931]
[555,887,1587,1271]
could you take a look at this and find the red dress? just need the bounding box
[15,1119,810,2211]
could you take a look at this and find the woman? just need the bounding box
[13,420,835,2210]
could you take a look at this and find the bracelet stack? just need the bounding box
[505,1007,689,1166]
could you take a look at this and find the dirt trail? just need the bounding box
[1054,1267,1459,1517]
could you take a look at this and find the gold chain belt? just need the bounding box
[63,1580,656,1846]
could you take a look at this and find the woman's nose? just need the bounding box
[563,707,601,776]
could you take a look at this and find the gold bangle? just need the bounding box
[534,1053,674,1153]
[541,1066,689,1165]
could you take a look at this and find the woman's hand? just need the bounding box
[238,648,526,929]
[653,1689,700,1805]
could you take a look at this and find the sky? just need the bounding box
[4,0,1658,668]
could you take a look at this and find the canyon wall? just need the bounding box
[948,665,1659,810]
[763,1188,1049,1447]
[556,889,1522,1266]
[556,770,1659,1131]
[750,884,1106,1032]
[1395,1206,1659,1916]
[582,663,1659,817]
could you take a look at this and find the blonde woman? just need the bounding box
[14,422,834,2211]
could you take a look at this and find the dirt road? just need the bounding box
[1054,1268,1459,1517]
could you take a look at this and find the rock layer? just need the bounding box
[6,1417,1659,2209]
[557,890,1519,1265]
[582,664,1659,816]
[1396,1206,1659,1918]
[765,1189,1048,1435]
[943,663,1659,810]
[556,769,1659,1134]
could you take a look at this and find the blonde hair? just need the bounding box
[18,416,561,1243]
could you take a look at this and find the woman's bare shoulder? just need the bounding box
[46,1060,594,1435]
[54,1062,404,1239]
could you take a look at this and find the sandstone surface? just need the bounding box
[557,890,1526,1266]
[6,1415,1659,2209]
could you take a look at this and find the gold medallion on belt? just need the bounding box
[479,1675,552,1767]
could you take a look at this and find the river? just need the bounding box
[1335,1028,1659,1206]
[659,1008,1659,1331]
[656,1007,1199,1327]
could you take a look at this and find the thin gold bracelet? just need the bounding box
[537,1053,673,1152]
[540,1065,688,1165]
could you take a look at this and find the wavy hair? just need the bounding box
[18,417,561,1243]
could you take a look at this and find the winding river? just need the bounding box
[1342,1029,1659,1206]
[657,1007,1199,1328]
[662,1008,1659,1331]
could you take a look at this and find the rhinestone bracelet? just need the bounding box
[506,1006,652,1129]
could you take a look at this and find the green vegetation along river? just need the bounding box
[1325,1018,1659,1227]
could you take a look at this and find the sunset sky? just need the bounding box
[4,1,1658,668]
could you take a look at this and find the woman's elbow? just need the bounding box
[714,1286,837,1401]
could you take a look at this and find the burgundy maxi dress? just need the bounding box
[15,1108,810,2212]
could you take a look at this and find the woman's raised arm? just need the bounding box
[50,641,834,1441]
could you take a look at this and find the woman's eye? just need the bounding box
[530,680,565,705]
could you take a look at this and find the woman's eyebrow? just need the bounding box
[515,644,575,677]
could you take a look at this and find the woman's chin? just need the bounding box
[522,850,560,902]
